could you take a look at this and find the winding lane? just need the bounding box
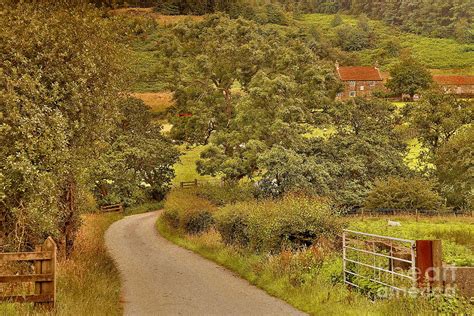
[105,211,306,316]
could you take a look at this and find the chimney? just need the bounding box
[374,60,379,69]
[335,61,340,69]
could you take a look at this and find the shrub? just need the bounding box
[181,209,215,234]
[215,207,250,246]
[162,208,180,229]
[216,194,344,253]
[193,183,256,206]
[162,189,217,234]
[364,176,444,211]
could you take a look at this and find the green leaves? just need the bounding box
[386,56,432,98]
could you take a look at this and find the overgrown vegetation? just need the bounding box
[159,187,474,315]
[0,213,123,315]
[1,1,178,255]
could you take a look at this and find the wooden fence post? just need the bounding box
[415,239,442,290]
[194,179,198,186]
[34,237,56,309]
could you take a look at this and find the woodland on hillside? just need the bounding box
[92,0,473,42]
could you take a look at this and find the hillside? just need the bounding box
[126,12,474,94]
[301,14,474,73]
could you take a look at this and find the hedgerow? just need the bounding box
[162,189,217,234]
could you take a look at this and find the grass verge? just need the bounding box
[0,202,161,315]
[156,216,448,316]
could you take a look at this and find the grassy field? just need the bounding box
[300,14,474,73]
[132,92,174,113]
[349,216,474,266]
[173,145,217,185]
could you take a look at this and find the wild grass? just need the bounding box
[173,145,216,185]
[157,217,455,315]
[349,216,474,266]
[132,92,174,113]
[0,202,160,315]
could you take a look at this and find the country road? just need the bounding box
[105,211,306,316]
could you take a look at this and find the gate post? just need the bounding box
[415,240,442,290]
[34,237,56,309]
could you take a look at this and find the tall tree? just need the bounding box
[386,56,432,100]
[94,98,180,205]
[1,2,125,254]
[434,126,473,210]
[406,93,473,151]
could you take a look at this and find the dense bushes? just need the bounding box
[364,177,444,211]
[163,188,344,253]
[193,183,256,206]
[162,189,217,234]
[214,194,344,252]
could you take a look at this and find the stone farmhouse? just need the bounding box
[335,63,384,100]
[433,75,474,97]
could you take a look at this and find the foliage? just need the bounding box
[0,1,125,253]
[93,97,179,206]
[217,195,344,253]
[215,206,250,247]
[162,189,217,234]
[303,98,409,206]
[386,56,433,99]
[193,183,256,206]
[364,177,444,211]
[156,15,337,146]
[181,209,215,234]
[406,93,473,151]
[434,126,474,210]
[333,15,375,51]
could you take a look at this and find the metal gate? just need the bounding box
[343,229,417,296]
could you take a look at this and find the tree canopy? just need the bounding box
[1,1,179,253]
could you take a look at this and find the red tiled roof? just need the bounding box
[433,75,474,86]
[337,66,382,81]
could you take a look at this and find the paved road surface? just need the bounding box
[105,211,306,316]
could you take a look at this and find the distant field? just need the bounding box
[300,14,474,73]
[349,216,474,266]
[133,92,174,113]
[173,145,216,185]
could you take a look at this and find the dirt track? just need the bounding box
[105,211,305,316]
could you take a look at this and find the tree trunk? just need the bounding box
[60,176,79,258]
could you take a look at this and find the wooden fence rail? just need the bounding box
[178,178,225,189]
[180,179,198,188]
[0,237,56,309]
[100,203,123,213]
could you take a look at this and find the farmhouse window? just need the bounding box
[369,81,375,86]
[349,81,356,87]
[337,92,342,97]
[360,86,364,91]
[349,91,356,97]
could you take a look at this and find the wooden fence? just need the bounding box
[180,179,199,188]
[179,178,224,189]
[100,203,124,213]
[0,237,56,309]
[346,208,473,217]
